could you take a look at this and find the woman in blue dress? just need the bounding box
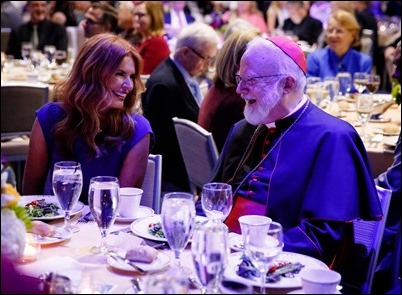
[23,33,154,204]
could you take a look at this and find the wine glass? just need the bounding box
[55,50,67,66]
[161,192,195,274]
[201,182,233,224]
[52,161,83,233]
[356,94,375,143]
[243,221,284,295]
[365,74,381,99]
[43,45,56,67]
[191,221,230,294]
[353,72,368,95]
[21,42,33,64]
[88,176,120,254]
[305,77,323,106]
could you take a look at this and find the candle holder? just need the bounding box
[19,233,41,263]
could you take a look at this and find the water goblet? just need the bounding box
[88,176,120,254]
[21,42,33,64]
[201,182,233,224]
[243,221,284,294]
[191,221,230,294]
[161,192,195,274]
[305,77,323,106]
[52,161,83,233]
[335,72,352,96]
[356,94,375,143]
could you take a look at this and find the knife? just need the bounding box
[108,252,146,273]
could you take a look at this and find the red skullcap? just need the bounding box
[267,36,307,75]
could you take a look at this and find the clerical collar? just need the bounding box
[265,94,308,129]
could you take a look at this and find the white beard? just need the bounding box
[244,86,282,125]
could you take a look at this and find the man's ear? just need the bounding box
[283,76,296,94]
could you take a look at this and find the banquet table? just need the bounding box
[13,207,323,294]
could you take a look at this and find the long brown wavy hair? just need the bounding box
[52,33,145,158]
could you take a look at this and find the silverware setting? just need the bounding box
[108,251,146,274]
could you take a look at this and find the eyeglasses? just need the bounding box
[85,18,103,26]
[188,47,214,63]
[235,74,287,87]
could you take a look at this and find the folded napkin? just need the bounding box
[16,256,85,285]
[108,232,145,251]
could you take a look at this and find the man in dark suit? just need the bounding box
[6,1,68,59]
[141,22,219,194]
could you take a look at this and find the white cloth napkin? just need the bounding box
[108,232,145,252]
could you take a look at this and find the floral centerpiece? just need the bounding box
[1,162,32,261]
[391,78,401,105]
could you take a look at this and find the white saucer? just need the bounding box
[287,288,341,294]
[115,206,154,223]
[228,233,244,252]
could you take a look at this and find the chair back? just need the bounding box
[172,117,219,197]
[339,186,392,294]
[140,154,162,214]
[1,28,11,52]
[353,186,392,294]
[1,85,49,140]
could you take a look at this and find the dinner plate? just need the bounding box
[107,250,170,272]
[115,206,154,223]
[19,195,85,221]
[287,288,342,294]
[130,215,208,242]
[224,251,329,289]
[373,128,400,136]
[36,227,72,245]
[383,136,399,149]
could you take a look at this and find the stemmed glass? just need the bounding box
[201,182,233,224]
[243,221,284,295]
[21,42,33,64]
[365,74,381,99]
[52,161,83,233]
[305,77,323,106]
[353,72,368,96]
[43,45,56,67]
[356,94,375,143]
[161,192,195,273]
[191,221,230,294]
[88,176,120,254]
[335,72,352,97]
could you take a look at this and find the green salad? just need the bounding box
[24,199,60,218]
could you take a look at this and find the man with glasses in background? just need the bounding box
[79,2,118,39]
[141,22,219,194]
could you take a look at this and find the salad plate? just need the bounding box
[130,215,208,242]
[224,251,328,289]
[19,195,84,221]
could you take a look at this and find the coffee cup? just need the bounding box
[300,268,341,294]
[238,215,271,247]
[118,187,143,218]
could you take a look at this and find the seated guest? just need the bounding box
[141,22,219,193]
[122,1,170,75]
[6,1,68,59]
[23,33,153,205]
[198,28,260,152]
[372,41,401,294]
[282,1,323,47]
[212,36,382,272]
[306,10,372,81]
[79,2,118,39]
